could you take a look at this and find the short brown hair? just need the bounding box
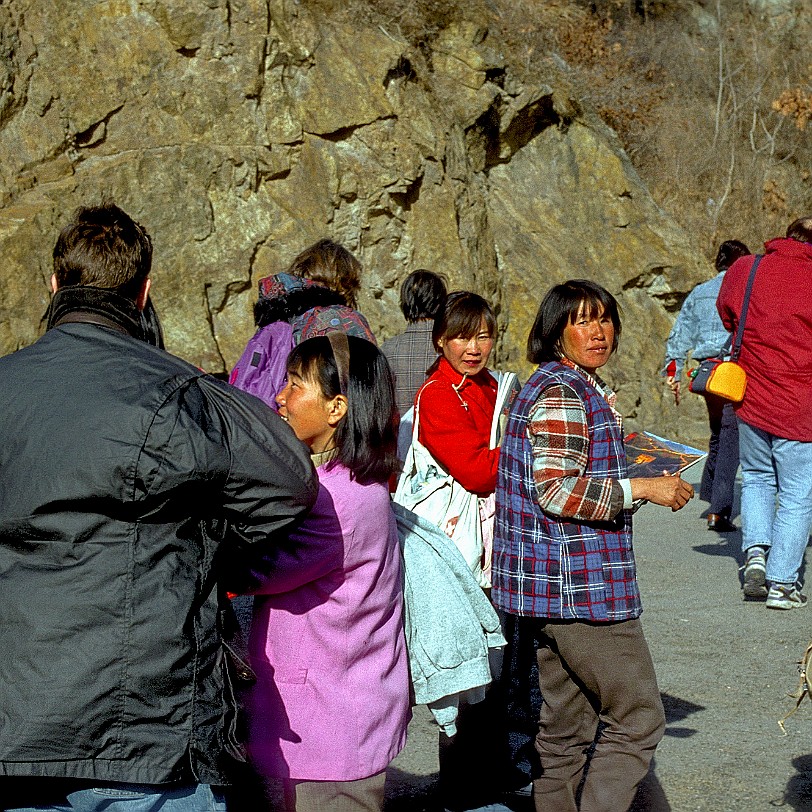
[714,240,750,272]
[786,217,812,243]
[287,238,362,308]
[53,203,152,299]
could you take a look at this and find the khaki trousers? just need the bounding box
[531,617,665,812]
[283,771,386,812]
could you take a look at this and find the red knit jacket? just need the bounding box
[717,238,812,441]
[416,357,499,496]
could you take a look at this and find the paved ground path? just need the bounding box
[384,467,812,811]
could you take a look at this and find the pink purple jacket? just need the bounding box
[246,461,411,781]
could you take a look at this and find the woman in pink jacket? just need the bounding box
[246,332,410,811]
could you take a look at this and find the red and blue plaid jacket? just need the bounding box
[492,362,640,621]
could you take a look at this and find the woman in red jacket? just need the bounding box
[417,290,499,499]
[414,291,506,809]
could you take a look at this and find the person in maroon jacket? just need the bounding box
[717,216,812,610]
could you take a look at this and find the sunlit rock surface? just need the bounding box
[0,0,711,438]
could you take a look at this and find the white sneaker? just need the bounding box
[743,551,767,600]
[766,583,808,610]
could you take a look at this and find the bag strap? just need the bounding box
[412,379,438,440]
[730,254,762,362]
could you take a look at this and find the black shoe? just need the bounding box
[707,514,737,532]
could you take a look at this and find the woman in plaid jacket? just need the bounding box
[492,280,693,812]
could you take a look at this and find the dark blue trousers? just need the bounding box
[700,397,740,518]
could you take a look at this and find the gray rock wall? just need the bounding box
[0,0,711,440]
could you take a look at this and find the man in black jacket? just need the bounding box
[0,203,318,811]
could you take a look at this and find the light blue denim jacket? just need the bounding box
[393,503,506,735]
[663,271,733,377]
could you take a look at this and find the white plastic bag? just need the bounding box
[394,372,521,588]
[393,382,485,586]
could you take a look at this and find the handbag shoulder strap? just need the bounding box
[412,379,438,440]
[730,254,762,361]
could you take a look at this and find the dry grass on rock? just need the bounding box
[304,0,812,261]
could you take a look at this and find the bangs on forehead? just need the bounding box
[448,310,491,339]
[569,295,608,322]
[286,345,318,381]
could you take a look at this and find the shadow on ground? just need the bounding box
[783,754,812,811]
[630,693,706,812]
[661,692,704,739]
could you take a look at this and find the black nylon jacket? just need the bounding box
[0,317,318,785]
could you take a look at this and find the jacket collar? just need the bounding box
[435,356,496,392]
[765,237,812,260]
[46,285,151,343]
[557,357,621,426]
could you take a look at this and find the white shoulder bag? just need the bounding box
[393,380,486,586]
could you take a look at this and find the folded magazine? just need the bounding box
[625,431,706,477]
[625,431,706,510]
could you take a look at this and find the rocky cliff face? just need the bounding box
[0,0,711,439]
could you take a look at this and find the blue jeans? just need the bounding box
[739,421,812,585]
[2,782,226,812]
